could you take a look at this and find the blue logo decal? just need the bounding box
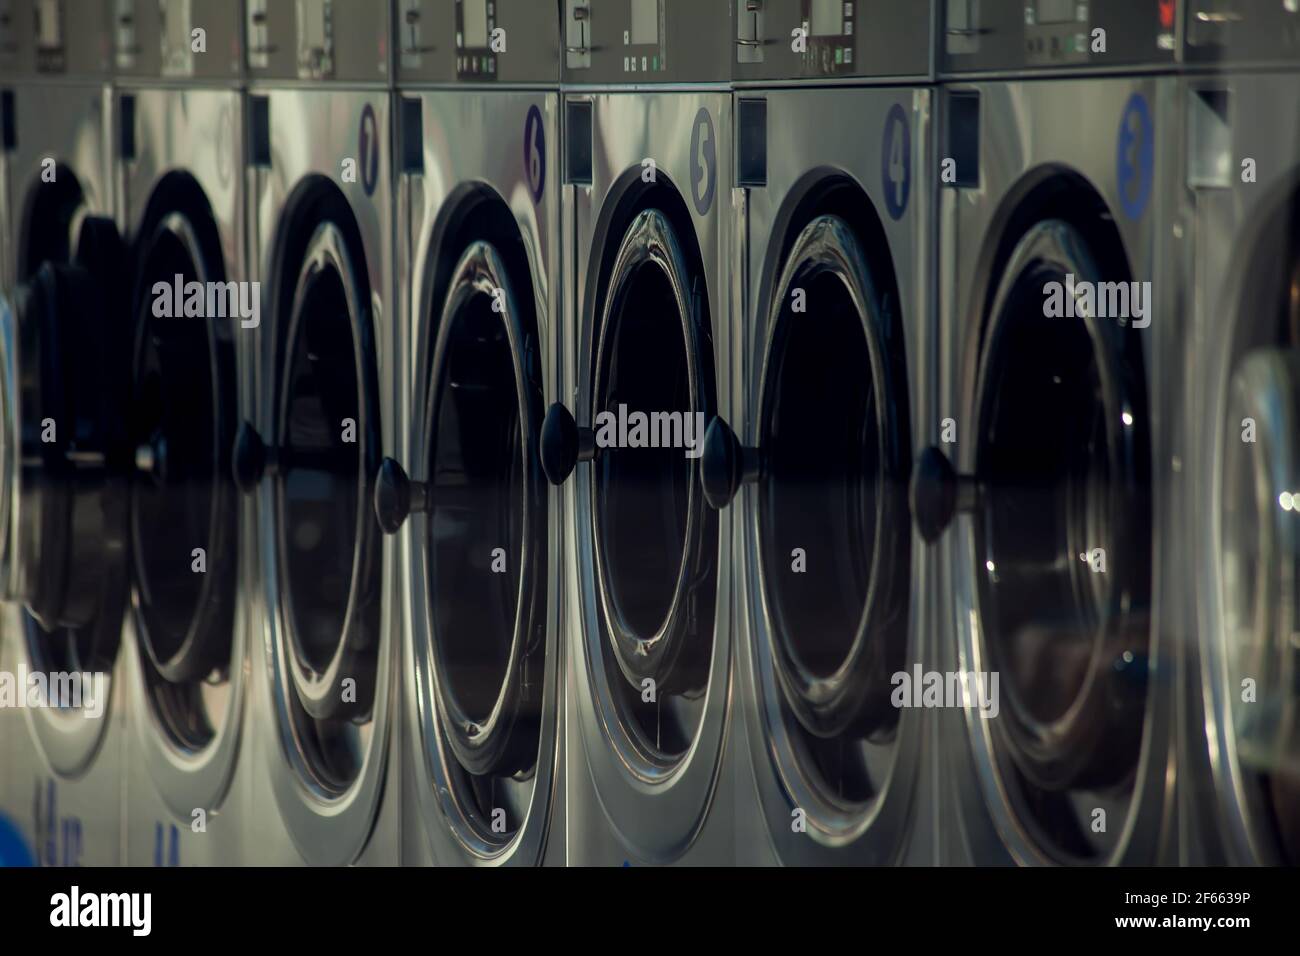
[882,104,911,221]
[1116,93,1154,221]
[524,105,546,204]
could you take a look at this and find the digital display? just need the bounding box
[165,1,193,55]
[463,0,488,48]
[300,0,328,49]
[36,0,61,48]
[1035,0,1077,24]
[631,0,658,45]
[810,0,843,36]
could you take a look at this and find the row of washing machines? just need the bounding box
[0,0,1296,867]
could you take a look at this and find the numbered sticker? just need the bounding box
[1116,93,1153,221]
[690,107,717,216]
[154,822,180,867]
[0,812,35,867]
[882,104,911,221]
[524,104,546,204]
[33,779,83,867]
[358,103,379,197]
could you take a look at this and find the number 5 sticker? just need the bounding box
[882,104,911,221]
[690,107,716,216]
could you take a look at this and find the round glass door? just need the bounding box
[4,188,129,689]
[127,176,239,763]
[590,208,717,761]
[972,218,1152,860]
[1212,213,1300,863]
[275,218,381,733]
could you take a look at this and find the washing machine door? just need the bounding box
[128,202,238,686]
[0,217,130,674]
[757,216,910,739]
[273,218,382,722]
[970,219,1152,793]
[589,208,717,697]
[1219,349,1300,859]
[419,240,546,778]
[373,222,551,855]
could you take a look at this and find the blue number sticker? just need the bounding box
[154,822,180,867]
[1116,93,1154,221]
[524,104,546,204]
[882,104,911,221]
[0,812,35,867]
[690,107,717,216]
[32,778,83,866]
[359,103,379,197]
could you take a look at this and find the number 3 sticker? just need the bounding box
[882,104,911,221]
[1116,93,1154,221]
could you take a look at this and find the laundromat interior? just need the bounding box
[0,0,1298,868]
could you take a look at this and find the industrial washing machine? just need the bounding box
[910,0,1183,865]
[0,0,129,866]
[110,0,250,867]
[1182,0,1300,866]
[231,0,400,866]
[700,0,939,865]
[376,0,566,866]
[541,0,737,865]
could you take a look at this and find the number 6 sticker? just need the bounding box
[882,104,911,221]
[524,105,546,204]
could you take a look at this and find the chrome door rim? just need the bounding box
[274,219,381,720]
[953,216,1166,865]
[422,240,546,785]
[570,199,729,863]
[744,214,917,855]
[590,208,710,690]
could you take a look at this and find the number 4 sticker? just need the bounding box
[882,104,911,221]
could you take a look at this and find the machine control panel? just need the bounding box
[35,0,65,72]
[941,0,1178,74]
[1186,0,1300,64]
[0,0,110,76]
[455,0,494,78]
[1023,0,1095,66]
[733,0,930,81]
[0,0,17,69]
[246,0,390,82]
[562,0,731,84]
[297,0,335,80]
[395,1,560,85]
[112,1,243,79]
